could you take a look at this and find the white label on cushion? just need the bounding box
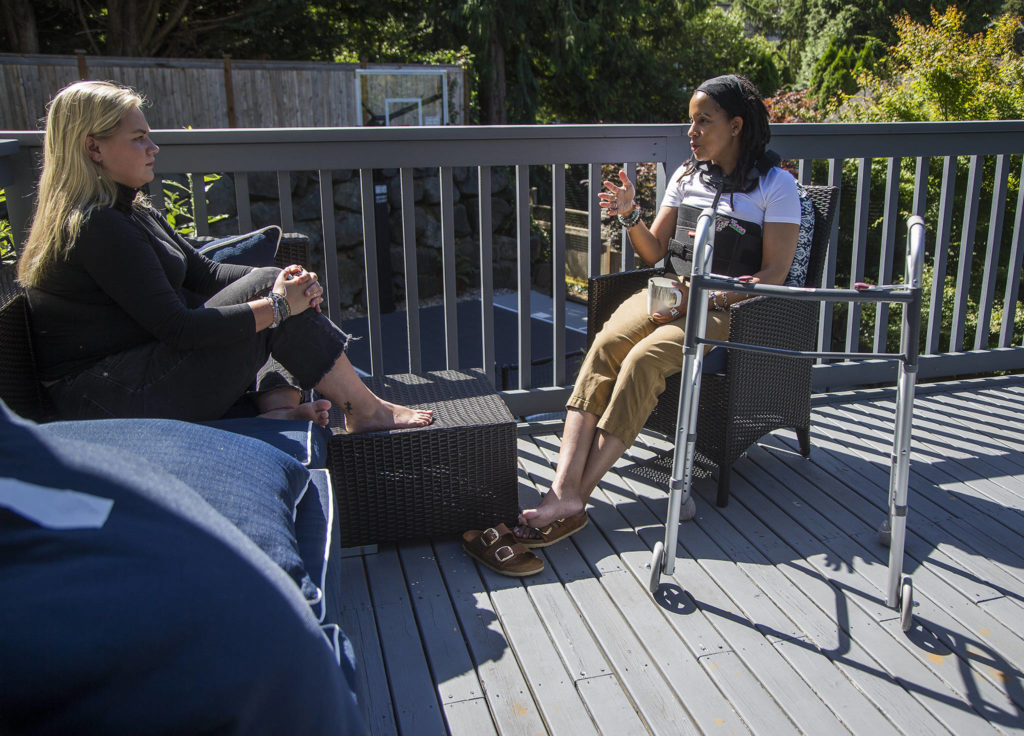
[0,479,114,529]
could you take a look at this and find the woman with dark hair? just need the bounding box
[515,74,800,547]
[19,80,432,432]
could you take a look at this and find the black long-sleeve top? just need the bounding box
[28,185,257,381]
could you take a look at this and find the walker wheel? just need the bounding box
[900,578,914,632]
[878,518,891,547]
[648,541,665,595]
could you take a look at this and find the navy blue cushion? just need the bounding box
[41,416,320,604]
[198,225,281,267]
[0,402,365,735]
[702,346,727,375]
[203,417,330,468]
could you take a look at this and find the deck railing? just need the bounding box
[3,122,1024,415]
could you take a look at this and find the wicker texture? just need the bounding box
[274,233,311,270]
[0,266,54,422]
[587,185,839,506]
[327,369,519,547]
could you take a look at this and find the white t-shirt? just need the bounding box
[660,164,801,226]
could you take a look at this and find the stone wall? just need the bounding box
[203,166,552,311]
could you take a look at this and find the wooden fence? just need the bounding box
[0,53,465,130]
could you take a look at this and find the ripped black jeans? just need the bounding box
[47,268,352,421]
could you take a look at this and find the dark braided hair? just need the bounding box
[683,74,775,195]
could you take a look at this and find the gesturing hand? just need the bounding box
[599,169,637,216]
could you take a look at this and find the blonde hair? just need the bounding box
[17,80,147,287]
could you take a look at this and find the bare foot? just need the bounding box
[343,400,433,434]
[259,399,332,427]
[514,492,585,541]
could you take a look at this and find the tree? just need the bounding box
[532,2,787,124]
[844,7,1024,122]
[0,1,351,60]
[733,0,1007,87]
[1,0,39,53]
[809,35,883,109]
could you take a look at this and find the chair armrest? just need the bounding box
[587,268,664,345]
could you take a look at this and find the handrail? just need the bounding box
[2,122,1023,415]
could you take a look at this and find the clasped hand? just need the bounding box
[273,265,323,315]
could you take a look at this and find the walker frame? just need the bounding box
[649,209,926,633]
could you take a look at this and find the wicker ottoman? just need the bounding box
[327,369,519,547]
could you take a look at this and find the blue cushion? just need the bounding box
[40,416,320,605]
[198,225,281,267]
[702,345,727,375]
[296,468,360,696]
[0,401,365,734]
[203,417,330,468]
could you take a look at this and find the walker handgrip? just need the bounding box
[737,275,755,283]
[854,282,873,291]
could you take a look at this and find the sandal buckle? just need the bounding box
[481,527,501,546]
[495,545,515,563]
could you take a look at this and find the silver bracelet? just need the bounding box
[710,292,728,312]
[617,203,642,228]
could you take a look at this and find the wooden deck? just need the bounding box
[338,374,1024,736]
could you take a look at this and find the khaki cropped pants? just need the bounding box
[567,286,730,447]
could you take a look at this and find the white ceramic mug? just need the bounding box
[647,276,683,315]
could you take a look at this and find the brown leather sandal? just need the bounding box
[518,510,588,548]
[461,523,544,577]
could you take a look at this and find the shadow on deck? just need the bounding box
[341,374,1024,736]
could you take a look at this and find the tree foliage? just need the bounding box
[733,0,1007,87]
[0,1,353,59]
[2,0,790,125]
[843,7,1024,122]
[809,36,883,109]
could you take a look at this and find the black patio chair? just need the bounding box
[587,184,839,507]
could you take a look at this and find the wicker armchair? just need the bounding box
[587,184,839,507]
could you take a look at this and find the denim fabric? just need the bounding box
[0,401,365,735]
[40,415,320,604]
[46,267,351,422]
[202,417,331,468]
[198,225,281,267]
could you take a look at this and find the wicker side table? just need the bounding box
[327,369,519,547]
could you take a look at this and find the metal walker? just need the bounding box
[649,209,926,633]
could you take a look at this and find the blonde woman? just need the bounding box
[19,80,432,431]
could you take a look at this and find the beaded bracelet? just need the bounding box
[267,292,289,328]
[617,203,642,229]
[710,291,729,312]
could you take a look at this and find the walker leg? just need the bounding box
[899,577,914,632]
[648,541,665,595]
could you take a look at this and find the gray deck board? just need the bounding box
[338,375,1024,735]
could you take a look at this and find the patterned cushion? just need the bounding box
[783,184,815,287]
